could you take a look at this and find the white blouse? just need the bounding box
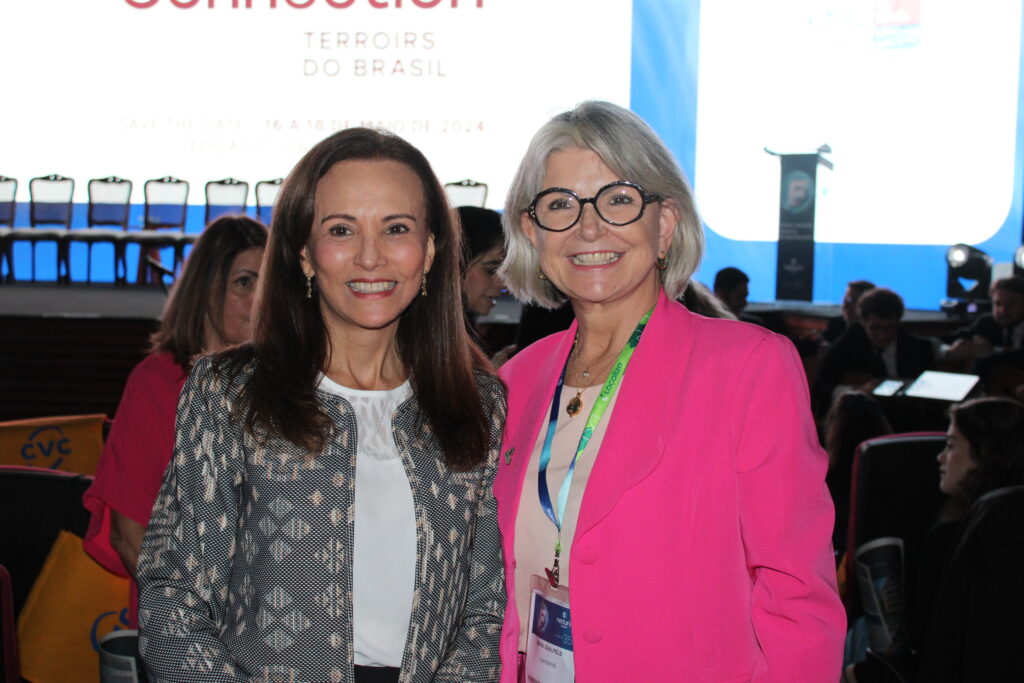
[513,382,621,652]
[317,374,415,667]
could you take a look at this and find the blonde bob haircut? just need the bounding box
[500,100,705,309]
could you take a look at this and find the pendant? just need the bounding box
[566,390,583,417]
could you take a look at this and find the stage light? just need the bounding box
[947,244,970,268]
[1014,245,1024,276]
[945,243,992,300]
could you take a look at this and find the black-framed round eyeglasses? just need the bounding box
[527,181,663,232]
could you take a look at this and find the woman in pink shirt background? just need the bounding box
[82,214,266,626]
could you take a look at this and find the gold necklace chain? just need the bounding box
[566,333,615,417]
[566,334,585,417]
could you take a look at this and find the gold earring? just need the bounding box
[305,274,313,299]
[656,254,669,271]
[421,273,428,297]
[537,267,547,281]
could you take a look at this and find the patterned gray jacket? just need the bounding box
[137,356,507,683]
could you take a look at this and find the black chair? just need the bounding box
[0,176,17,284]
[0,466,92,617]
[918,485,1024,682]
[143,176,188,231]
[444,178,488,208]
[255,177,283,225]
[5,174,73,283]
[0,564,19,683]
[205,177,248,224]
[844,432,947,622]
[128,176,191,284]
[61,176,133,284]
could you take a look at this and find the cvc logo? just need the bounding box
[20,425,72,469]
[91,608,132,652]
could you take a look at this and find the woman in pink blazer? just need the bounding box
[494,101,845,682]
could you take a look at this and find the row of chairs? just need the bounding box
[0,175,489,286]
[0,175,282,285]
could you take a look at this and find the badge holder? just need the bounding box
[523,575,574,683]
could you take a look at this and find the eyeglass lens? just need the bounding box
[534,183,645,231]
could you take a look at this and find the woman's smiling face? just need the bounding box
[302,158,435,337]
[521,146,675,310]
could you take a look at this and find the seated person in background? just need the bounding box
[947,276,1024,353]
[713,266,765,325]
[846,397,1024,683]
[679,279,737,319]
[823,391,893,558]
[823,279,875,344]
[459,205,505,323]
[813,287,935,418]
[457,205,515,366]
[81,215,267,627]
[944,276,1024,395]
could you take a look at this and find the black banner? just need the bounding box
[775,153,818,301]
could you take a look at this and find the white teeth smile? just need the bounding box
[570,252,621,266]
[347,281,396,293]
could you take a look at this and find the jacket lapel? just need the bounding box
[495,325,578,532]
[575,292,692,538]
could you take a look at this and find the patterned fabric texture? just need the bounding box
[136,356,507,683]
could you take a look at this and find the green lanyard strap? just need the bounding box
[537,306,653,586]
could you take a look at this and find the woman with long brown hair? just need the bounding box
[136,128,506,683]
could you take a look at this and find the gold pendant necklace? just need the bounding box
[566,333,589,417]
[566,389,584,417]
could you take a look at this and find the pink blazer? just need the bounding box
[495,292,845,682]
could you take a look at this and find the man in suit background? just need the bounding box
[813,287,936,417]
[943,277,1024,396]
[713,266,767,326]
[822,279,876,344]
[946,276,1024,355]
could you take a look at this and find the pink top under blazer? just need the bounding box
[495,291,846,682]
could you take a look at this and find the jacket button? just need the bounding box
[583,629,602,643]
[578,548,598,564]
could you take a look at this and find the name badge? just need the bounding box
[524,576,573,683]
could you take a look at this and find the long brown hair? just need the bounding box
[149,214,267,368]
[220,127,495,470]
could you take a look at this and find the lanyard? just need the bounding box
[537,306,652,586]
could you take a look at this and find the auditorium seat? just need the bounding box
[843,432,947,621]
[5,174,74,283]
[255,177,283,225]
[0,466,92,616]
[918,485,1024,682]
[0,465,131,682]
[129,176,190,285]
[0,413,107,476]
[205,176,249,224]
[61,176,133,285]
[0,176,16,284]
[0,564,18,683]
[444,178,488,207]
